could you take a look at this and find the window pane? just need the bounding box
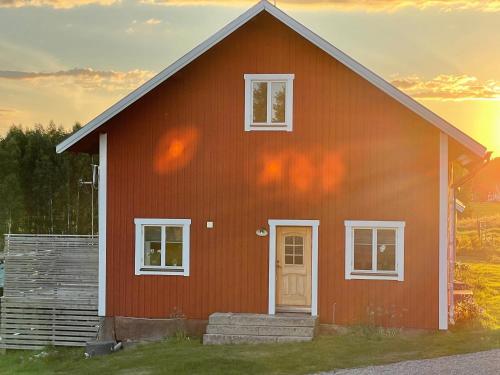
[285,236,293,245]
[285,245,294,255]
[252,82,267,123]
[166,226,182,242]
[294,256,303,265]
[285,255,294,265]
[144,226,161,266]
[271,82,286,123]
[377,229,396,245]
[294,236,303,245]
[377,244,395,271]
[377,229,396,271]
[166,242,183,267]
[353,229,372,270]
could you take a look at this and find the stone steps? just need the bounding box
[203,334,312,345]
[203,313,317,345]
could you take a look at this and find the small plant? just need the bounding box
[169,306,186,319]
[455,262,471,281]
[173,329,190,342]
[454,297,483,325]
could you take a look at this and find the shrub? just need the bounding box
[455,262,470,281]
[454,297,483,325]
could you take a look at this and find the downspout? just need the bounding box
[448,151,492,324]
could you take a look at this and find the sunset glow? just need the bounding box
[0,1,498,154]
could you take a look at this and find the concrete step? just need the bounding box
[203,333,313,345]
[206,324,315,337]
[208,313,317,327]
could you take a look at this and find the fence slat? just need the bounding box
[0,235,99,350]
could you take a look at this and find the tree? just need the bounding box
[0,124,97,241]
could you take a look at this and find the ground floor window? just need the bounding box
[134,218,191,276]
[344,220,405,281]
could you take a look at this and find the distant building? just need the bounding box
[487,186,500,202]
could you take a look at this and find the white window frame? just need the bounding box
[134,218,191,276]
[244,74,294,132]
[344,220,405,281]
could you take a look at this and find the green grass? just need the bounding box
[455,201,500,328]
[455,261,500,328]
[1,328,499,375]
[467,202,500,218]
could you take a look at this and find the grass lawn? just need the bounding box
[456,202,500,328]
[0,328,499,375]
[455,260,500,328]
[469,202,500,218]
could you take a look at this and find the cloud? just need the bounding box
[0,0,120,8]
[145,18,162,25]
[0,68,155,92]
[391,74,500,101]
[2,0,498,11]
[139,0,500,12]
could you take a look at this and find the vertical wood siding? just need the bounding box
[105,13,440,329]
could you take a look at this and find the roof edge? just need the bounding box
[57,0,487,158]
[56,1,269,153]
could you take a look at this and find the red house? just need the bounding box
[57,1,488,340]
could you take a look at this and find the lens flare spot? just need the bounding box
[321,152,345,192]
[259,156,284,184]
[290,154,315,193]
[154,126,199,175]
[256,147,345,196]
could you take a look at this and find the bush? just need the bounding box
[455,262,470,281]
[454,297,483,325]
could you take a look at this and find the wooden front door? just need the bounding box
[276,226,312,312]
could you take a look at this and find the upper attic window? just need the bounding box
[244,74,294,131]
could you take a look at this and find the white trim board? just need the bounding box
[268,219,319,316]
[439,133,449,330]
[98,133,107,317]
[56,1,486,158]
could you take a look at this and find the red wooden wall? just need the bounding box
[103,12,440,329]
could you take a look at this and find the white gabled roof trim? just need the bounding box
[56,0,487,157]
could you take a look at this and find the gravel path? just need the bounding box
[322,349,500,375]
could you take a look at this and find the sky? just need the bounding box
[0,0,499,154]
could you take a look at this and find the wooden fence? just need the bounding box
[0,235,99,350]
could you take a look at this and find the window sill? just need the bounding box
[347,272,402,281]
[136,268,187,276]
[246,124,292,132]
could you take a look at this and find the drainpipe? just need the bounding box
[448,151,492,324]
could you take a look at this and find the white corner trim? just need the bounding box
[439,133,449,330]
[55,1,486,158]
[268,219,320,316]
[344,220,405,282]
[244,73,294,132]
[134,218,191,276]
[98,133,107,317]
